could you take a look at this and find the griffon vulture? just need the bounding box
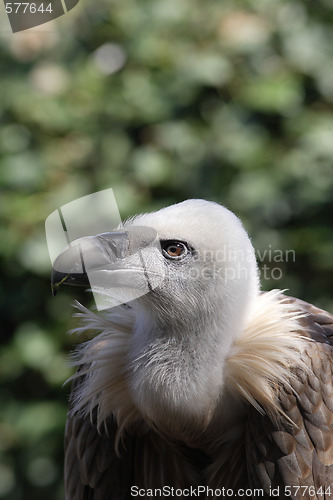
[51,199,333,500]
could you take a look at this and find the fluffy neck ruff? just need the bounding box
[69,290,308,444]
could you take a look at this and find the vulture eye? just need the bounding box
[161,240,189,260]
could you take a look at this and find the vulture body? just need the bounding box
[51,199,333,500]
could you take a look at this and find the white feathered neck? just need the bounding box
[69,290,307,444]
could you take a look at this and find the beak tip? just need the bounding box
[51,269,70,296]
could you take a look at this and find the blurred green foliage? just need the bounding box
[1,0,333,498]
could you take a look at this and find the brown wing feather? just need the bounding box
[247,296,333,499]
[65,408,136,499]
[285,295,333,345]
[64,398,206,499]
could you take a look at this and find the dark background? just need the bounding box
[1,0,333,498]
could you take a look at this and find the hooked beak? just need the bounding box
[51,231,129,296]
[51,226,159,298]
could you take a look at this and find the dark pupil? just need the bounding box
[168,244,182,256]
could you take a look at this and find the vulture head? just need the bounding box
[52,199,305,442]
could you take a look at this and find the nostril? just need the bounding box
[98,232,129,260]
